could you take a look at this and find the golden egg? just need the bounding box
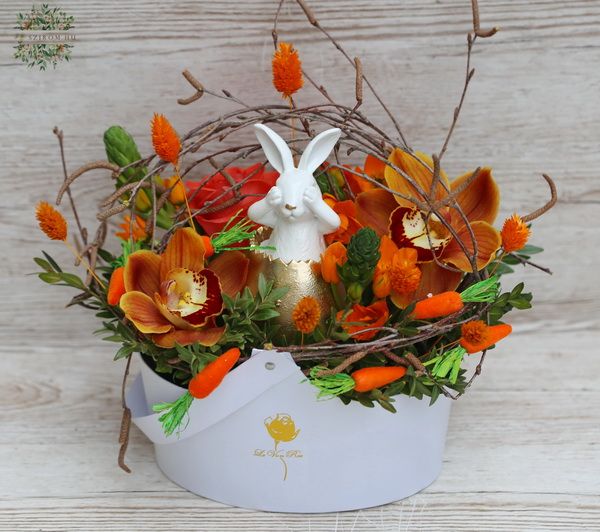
[250,252,334,343]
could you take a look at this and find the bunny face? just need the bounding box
[248,123,342,262]
[273,169,318,222]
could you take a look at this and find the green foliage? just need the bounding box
[220,275,288,350]
[488,282,533,324]
[314,167,347,200]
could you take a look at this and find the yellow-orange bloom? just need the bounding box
[320,242,347,284]
[116,214,147,241]
[151,113,181,165]
[292,296,321,334]
[501,214,530,253]
[159,175,187,205]
[272,42,303,98]
[36,201,67,241]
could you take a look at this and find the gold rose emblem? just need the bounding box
[264,413,300,480]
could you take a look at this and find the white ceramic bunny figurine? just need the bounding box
[248,123,342,263]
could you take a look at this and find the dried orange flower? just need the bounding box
[292,296,321,334]
[501,214,530,253]
[390,249,422,295]
[461,320,490,347]
[460,321,512,354]
[151,113,181,165]
[36,201,67,241]
[272,42,303,99]
[116,214,147,241]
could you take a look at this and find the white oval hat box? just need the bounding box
[126,349,452,513]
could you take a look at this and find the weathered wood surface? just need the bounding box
[0,0,599,530]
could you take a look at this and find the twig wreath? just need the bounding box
[35,0,556,471]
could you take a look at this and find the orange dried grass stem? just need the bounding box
[151,113,181,165]
[272,42,303,98]
[36,201,106,289]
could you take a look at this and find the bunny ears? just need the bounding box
[254,123,341,174]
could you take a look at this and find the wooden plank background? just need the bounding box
[1,0,599,530]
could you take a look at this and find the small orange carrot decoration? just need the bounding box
[107,266,126,306]
[411,276,500,320]
[412,291,463,320]
[153,347,241,436]
[309,365,406,397]
[351,366,407,392]
[188,347,241,399]
[151,113,181,165]
[460,321,512,353]
[200,235,214,257]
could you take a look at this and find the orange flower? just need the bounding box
[320,242,347,284]
[151,113,181,165]
[36,201,67,241]
[272,42,303,99]
[119,228,252,347]
[373,236,421,307]
[116,215,147,241]
[363,154,387,181]
[292,296,321,334]
[501,214,530,252]
[323,194,363,245]
[356,150,502,293]
[159,175,187,205]
[460,320,513,354]
[337,300,389,341]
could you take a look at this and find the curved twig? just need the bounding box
[521,174,557,223]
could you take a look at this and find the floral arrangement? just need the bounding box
[34,0,556,470]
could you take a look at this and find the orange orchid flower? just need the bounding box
[373,236,422,308]
[357,150,501,293]
[323,194,363,245]
[119,228,251,348]
[320,242,347,284]
[337,300,389,341]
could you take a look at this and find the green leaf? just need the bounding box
[257,274,268,300]
[252,308,280,321]
[519,244,543,255]
[42,251,62,272]
[38,272,62,284]
[34,257,53,272]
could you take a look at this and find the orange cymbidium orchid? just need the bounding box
[119,228,250,348]
[357,149,501,292]
[373,236,422,308]
[323,194,363,245]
